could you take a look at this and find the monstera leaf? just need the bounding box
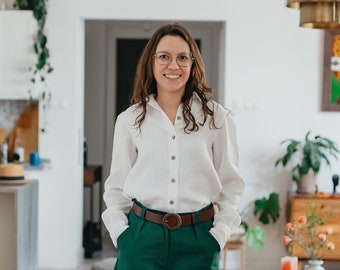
[253,192,280,225]
[245,225,266,251]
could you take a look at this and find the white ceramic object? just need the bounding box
[304,260,325,270]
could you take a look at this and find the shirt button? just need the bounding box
[171,155,176,160]
[172,135,176,140]
[171,178,176,183]
[176,116,181,120]
[169,200,174,205]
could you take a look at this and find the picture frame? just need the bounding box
[322,30,340,111]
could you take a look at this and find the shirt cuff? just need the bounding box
[210,226,232,251]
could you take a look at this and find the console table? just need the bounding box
[287,192,340,260]
[83,165,103,258]
[0,180,38,270]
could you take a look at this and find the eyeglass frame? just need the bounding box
[153,51,195,67]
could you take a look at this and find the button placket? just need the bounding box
[168,129,179,210]
[174,105,183,125]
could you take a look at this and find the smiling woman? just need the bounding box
[101,22,245,270]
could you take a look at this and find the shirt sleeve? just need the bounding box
[101,112,137,248]
[209,108,245,250]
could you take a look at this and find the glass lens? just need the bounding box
[155,52,171,65]
[155,52,193,67]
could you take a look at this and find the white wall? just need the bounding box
[24,0,340,269]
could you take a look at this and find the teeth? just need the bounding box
[165,74,180,79]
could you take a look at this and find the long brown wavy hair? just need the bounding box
[130,22,216,133]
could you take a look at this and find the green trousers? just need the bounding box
[114,202,220,270]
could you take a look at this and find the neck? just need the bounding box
[155,92,182,124]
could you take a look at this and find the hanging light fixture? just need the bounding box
[287,0,340,29]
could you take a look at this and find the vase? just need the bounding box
[304,260,325,270]
[297,169,317,194]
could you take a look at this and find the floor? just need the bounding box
[77,233,117,270]
[76,232,233,270]
[76,233,340,270]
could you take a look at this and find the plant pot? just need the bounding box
[304,260,325,270]
[297,170,317,194]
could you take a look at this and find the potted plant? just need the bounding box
[241,191,280,250]
[275,131,339,194]
[283,204,335,269]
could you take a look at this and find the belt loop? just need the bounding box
[140,205,146,219]
[194,211,200,223]
[190,213,195,224]
[132,198,147,218]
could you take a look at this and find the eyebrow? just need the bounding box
[156,51,191,55]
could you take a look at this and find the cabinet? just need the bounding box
[0,11,36,99]
[0,180,38,270]
[287,193,340,260]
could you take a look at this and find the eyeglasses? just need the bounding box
[154,52,194,67]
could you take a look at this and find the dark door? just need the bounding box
[116,39,148,116]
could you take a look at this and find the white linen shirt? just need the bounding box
[102,93,245,250]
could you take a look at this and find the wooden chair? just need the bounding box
[221,234,246,270]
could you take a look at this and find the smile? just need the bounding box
[164,74,181,79]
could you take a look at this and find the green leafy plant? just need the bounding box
[275,131,339,181]
[241,192,280,250]
[14,0,53,132]
[254,192,280,224]
[14,0,53,86]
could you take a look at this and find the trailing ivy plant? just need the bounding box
[14,0,53,132]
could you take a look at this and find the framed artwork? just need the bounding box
[322,30,340,111]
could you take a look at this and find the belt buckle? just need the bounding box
[163,213,182,230]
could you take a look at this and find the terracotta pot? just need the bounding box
[297,169,317,194]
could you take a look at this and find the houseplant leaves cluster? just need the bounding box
[275,131,339,181]
[254,192,280,225]
[241,192,280,251]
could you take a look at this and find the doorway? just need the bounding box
[116,38,148,115]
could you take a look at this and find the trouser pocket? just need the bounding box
[197,219,221,252]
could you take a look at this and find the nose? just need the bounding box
[167,57,179,69]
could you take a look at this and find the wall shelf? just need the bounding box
[0,11,36,100]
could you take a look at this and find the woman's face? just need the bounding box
[153,35,192,97]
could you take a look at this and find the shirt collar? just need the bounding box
[147,92,202,115]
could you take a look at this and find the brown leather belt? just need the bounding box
[131,202,214,230]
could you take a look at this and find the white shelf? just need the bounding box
[0,10,36,100]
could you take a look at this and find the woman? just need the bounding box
[102,22,244,270]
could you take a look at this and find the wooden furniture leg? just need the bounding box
[221,234,246,270]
